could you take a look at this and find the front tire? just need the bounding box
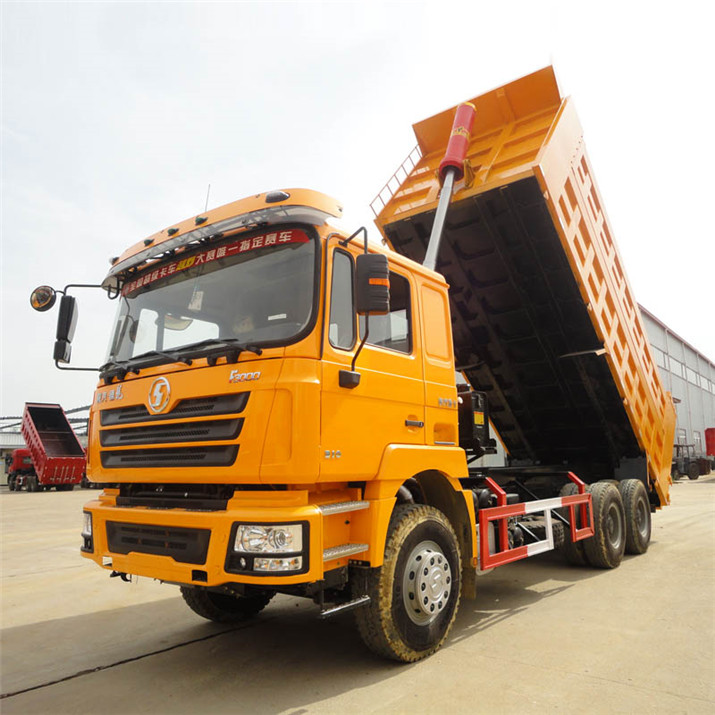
[8,475,16,491]
[180,586,273,623]
[583,482,626,569]
[355,504,461,662]
[618,479,651,554]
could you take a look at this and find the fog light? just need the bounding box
[254,556,303,572]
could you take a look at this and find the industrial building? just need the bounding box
[640,306,715,460]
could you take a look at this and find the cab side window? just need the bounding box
[359,271,412,354]
[328,250,356,350]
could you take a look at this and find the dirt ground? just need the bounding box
[1,475,713,714]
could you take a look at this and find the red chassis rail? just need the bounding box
[478,472,594,570]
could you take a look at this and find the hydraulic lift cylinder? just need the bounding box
[423,102,476,272]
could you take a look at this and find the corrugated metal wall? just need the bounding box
[640,307,715,458]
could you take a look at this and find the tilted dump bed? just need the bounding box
[373,67,676,506]
[21,402,85,485]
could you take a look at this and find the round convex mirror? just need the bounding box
[30,285,57,312]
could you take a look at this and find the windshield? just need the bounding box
[106,226,318,364]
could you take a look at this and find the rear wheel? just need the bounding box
[26,475,38,492]
[583,482,626,569]
[618,479,651,554]
[180,586,273,623]
[559,483,589,566]
[687,463,699,480]
[355,504,461,662]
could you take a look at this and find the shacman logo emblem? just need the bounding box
[148,377,171,413]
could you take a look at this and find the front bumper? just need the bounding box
[81,488,369,587]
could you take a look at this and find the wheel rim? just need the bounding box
[402,540,452,625]
[605,503,623,549]
[635,497,649,539]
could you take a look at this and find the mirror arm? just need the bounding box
[339,317,370,389]
[62,282,105,293]
[339,226,369,254]
[54,361,99,373]
[351,317,369,373]
[61,283,122,300]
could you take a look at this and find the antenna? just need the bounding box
[204,184,211,212]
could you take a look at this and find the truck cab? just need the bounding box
[7,448,34,491]
[80,189,473,630]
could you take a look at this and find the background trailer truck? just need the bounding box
[31,67,675,662]
[17,403,86,491]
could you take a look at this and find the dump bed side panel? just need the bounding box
[373,69,675,506]
[535,100,676,505]
[21,403,85,484]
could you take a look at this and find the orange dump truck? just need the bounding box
[32,67,675,662]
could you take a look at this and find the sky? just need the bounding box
[1,0,713,418]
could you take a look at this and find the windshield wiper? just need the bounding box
[175,338,263,364]
[100,350,192,383]
[132,349,193,366]
[99,359,131,382]
[100,340,261,383]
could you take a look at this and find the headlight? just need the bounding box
[234,524,303,554]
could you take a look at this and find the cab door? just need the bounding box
[320,241,425,480]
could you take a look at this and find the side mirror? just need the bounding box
[339,253,390,390]
[30,285,57,312]
[355,253,390,315]
[53,295,79,364]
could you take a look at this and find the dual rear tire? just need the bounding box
[582,482,626,569]
[618,479,651,555]
[561,479,651,569]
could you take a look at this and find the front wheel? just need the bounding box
[8,475,16,491]
[355,504,461,662]
[180,586,273,623]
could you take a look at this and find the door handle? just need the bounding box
[405,420,424,428]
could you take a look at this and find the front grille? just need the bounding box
[100,418,243,447]
[99,392,248,470]
[100,393,249,426]
[101,445,239,469]
[106,521,210,564]
[116,483,235,511]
